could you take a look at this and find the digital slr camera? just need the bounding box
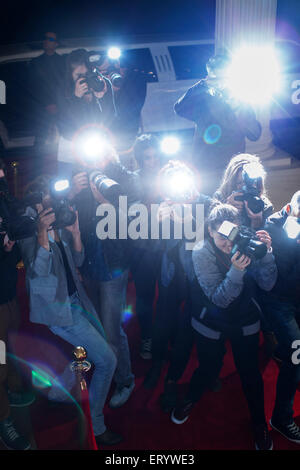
[217,221,267,260]
[234,163,265,214]
[0,177,76,241]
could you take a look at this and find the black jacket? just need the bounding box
[174,79,261,170]
[264,206,300,303]
[57,77,117,141]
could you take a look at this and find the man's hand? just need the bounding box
[65,209,80,236]
[231,251,251,271]
[69,172,89,200]
[256,230,272,251]
[37,208,55,234]
[3,234,15,252]
[75,78,89,98]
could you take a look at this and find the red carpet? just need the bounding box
[14,267,300,451]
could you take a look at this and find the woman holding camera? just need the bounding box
[214,153,273,230]
[171,203,277,450]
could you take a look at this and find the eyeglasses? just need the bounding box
[45,37,56,42]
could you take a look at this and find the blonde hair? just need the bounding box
[216,153,266,202]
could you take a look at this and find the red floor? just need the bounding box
[14,268,300,451]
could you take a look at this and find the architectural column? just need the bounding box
[215,0,282,160]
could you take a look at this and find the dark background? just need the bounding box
[0,0,298,47]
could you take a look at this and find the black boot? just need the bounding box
[160,381,177,412]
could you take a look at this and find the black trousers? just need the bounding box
[130,249,161,341]
[187,329,266,426]
[151,267,194,382]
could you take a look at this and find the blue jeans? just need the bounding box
[49,292,117,436]
[83,270,134,388]
[263,295,300,424]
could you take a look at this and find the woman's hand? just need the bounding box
[245,201,263,229]
[256,230,272,251]
[231,251,251,271]
[226,191,244,211]
[74,78,89,98]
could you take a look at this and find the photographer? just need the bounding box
[68,145,139,411]
[96,55,147,150]
[214,153,273,230]
[130,134,162,359]
[18,175,122,447]
[260,190,300,443]
[57,49,116,144]
[143,161,212,411]
[171,203,277,451]
[174,54,261,172]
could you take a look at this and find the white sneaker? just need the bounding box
[109,382,135,408]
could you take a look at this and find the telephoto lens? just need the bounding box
[89,171,122,206]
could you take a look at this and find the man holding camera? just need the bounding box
[261,190,300,443]
[174,54,261,172]
[19,175,123,447]
[57,49,116,155]
[95,55,147,151]
[68,145,140,413]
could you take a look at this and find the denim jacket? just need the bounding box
[19,211,104,330]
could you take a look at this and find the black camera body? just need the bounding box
[218,221,267,260]
[234,165,265,214]
[78,70,106,94]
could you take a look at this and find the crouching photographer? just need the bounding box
[260,190,300,443]
[171,203,277,450]
[18,175,122,447]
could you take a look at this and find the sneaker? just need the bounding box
[160,382,177,413]
[8,390,36,408]
[254,423,273,450]
[0,417,31,450]
[171,400,194,425]
[143,362,162,390]
[140,339,152,360]
[270,419,300,443]
[95,429,123,447]
[109,381,135,408]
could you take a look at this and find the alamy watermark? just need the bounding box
[95,196,205,251]
[0,340,6,365]
[0,80,6,104]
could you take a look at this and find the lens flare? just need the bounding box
[54,179,70,193]
[108,47,121,60]
[226,45,281,105]
[160,136,181,155]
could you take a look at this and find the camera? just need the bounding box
[48,179,76,230]
[0,178,76,240]
[89,171,122,205]
[217,221,267,260]
[234,162,265,214]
